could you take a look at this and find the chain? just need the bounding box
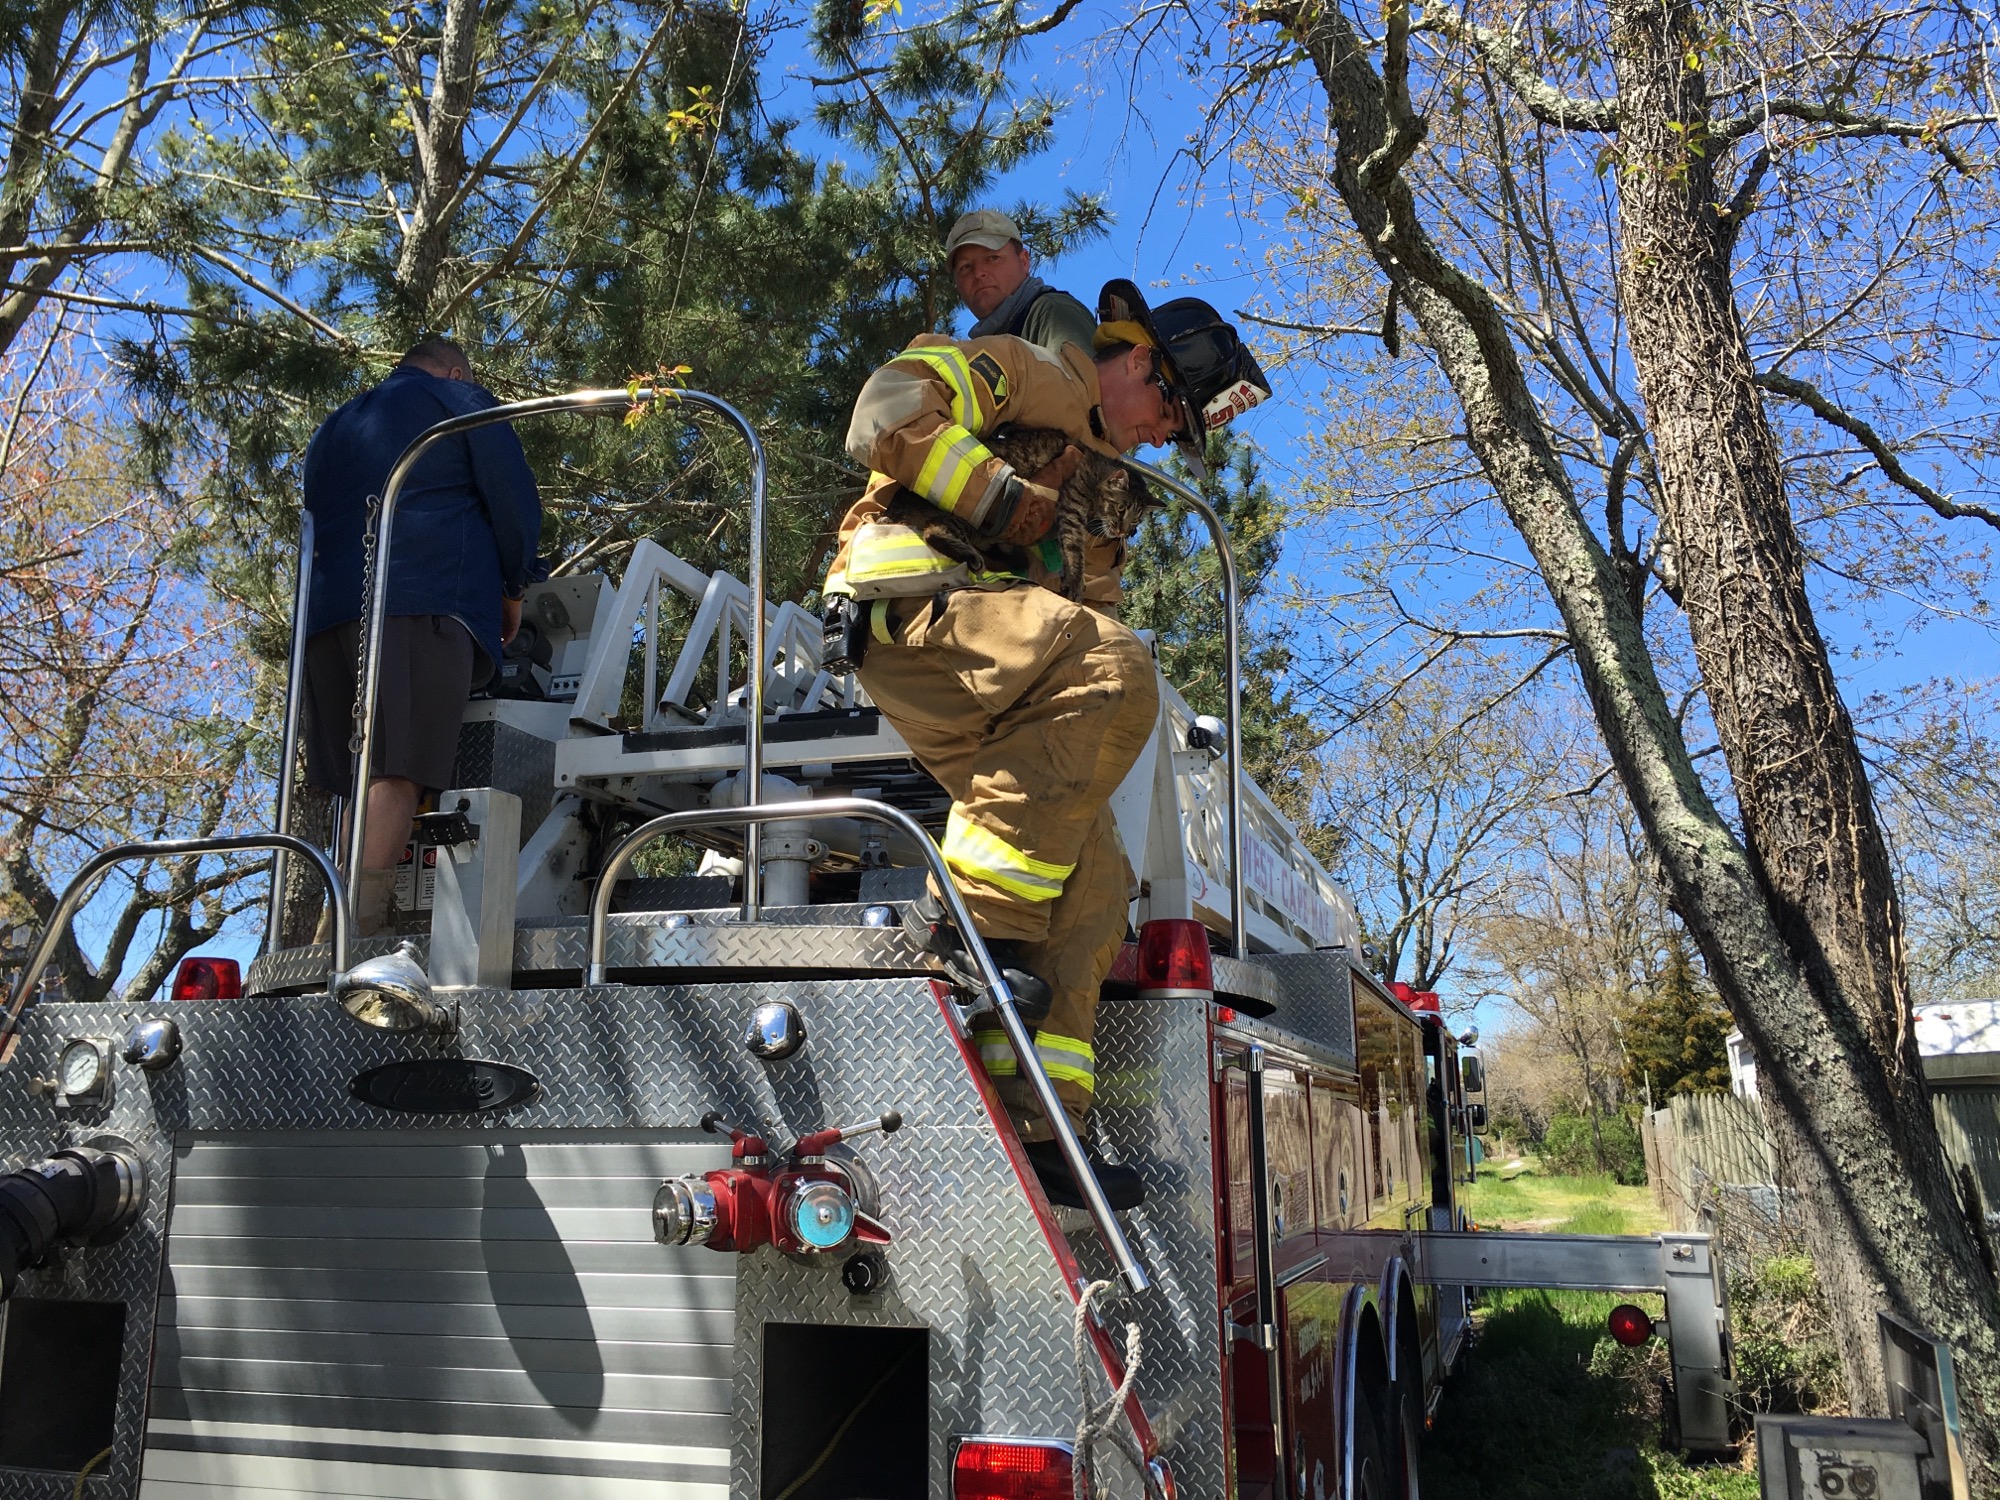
[346,490,383,757]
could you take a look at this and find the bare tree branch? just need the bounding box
[1425,9,1621,132]
[1754,369,2000,530]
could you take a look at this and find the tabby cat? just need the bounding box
[883,426,1155,601]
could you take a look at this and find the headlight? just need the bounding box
[786,1179,855,1251]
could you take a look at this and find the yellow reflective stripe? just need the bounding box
[869,599,894,644]
[897,346,980,425]
[973,1029,1017,1075]
[1035,1032,1096,1092]
[914,422,987,515]
[849,531,962,582]
[943,811,1074,902]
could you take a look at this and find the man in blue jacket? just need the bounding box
[300,338,542,936]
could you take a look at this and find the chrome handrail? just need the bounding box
[264,510,315,954]
[342,388,770,923]
[1125,461,1247,954]
[586,796,1153,1296]
[1,835,350,1061]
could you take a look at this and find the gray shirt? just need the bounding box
[1016,288,1098,357]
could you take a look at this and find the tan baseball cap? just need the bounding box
[945,209,1023,259]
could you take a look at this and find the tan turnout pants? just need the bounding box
[859,584,1160,1140]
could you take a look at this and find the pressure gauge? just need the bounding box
[54,1037,112,1106]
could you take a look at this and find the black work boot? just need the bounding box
[1024,1139,1146,1212]
[900,892,1052,1027]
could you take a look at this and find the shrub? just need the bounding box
[1730,1252,1844,1415]
[1540,1107,1648,1185]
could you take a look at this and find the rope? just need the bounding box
[72,1445,111,1500]
[1071,1279,1144,1500]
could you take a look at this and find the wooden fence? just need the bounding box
[1642,1091,1795,1252]
[1647,1077,2000,1249]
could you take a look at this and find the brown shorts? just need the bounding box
[303,616,476,794]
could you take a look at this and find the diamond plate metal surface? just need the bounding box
[1211,954,1282,1013]
[0,1002,177,1500]
[1248,950,1359,1065]
[0,975,1220,1499]
[513,909,942,982]
[452,719,556,839]
[246,905,945,995]
[1079,994,1226,1500]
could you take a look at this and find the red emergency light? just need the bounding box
[1606,1303,1656,1347]
[169,957,241,1002]
[1134,919,1214,994]
[952,1439,1074,1499]
[1388,981,1441,1013]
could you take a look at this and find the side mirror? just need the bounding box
[1459,1054,1485,1095]
[1466,1102,1489,1133]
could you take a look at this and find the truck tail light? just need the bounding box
[953,1439,1074,1498]
[1607,1303,1655,1347]
[1135,919,1213,994]
[170,957,241,1002]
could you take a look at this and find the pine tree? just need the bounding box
[1620,933,1734,1101]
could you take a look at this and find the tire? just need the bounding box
[1350,1369,1392,1500]
[1387,1375,1423,1500]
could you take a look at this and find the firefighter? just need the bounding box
[946,209,1096,354]
[823,282,1271,1209]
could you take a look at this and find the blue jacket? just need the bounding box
[303,365,542,671]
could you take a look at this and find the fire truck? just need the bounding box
[0,390,1733,1500]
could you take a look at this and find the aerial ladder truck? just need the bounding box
[0,390,1733,1500]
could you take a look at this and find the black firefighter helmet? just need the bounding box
[1094,278,1272,478]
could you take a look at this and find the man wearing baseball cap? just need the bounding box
[944,209,1097,355]
[820,276,1271,1210]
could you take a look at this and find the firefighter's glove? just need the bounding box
[988,446,1081,546]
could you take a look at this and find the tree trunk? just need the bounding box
[392,0,482,325]
[1282,1,1999,1476]
[282,783,335,947]
[1608,0,1999,1449]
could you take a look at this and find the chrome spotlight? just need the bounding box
[333,941,453,1034]
[744,1000,806,1061]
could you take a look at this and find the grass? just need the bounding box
[1464,1160,1667,1235]
[1419,1165,1758,1499]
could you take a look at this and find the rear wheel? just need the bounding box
[1386,1376,1422,1500]
[1350,1369,1392,1500]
